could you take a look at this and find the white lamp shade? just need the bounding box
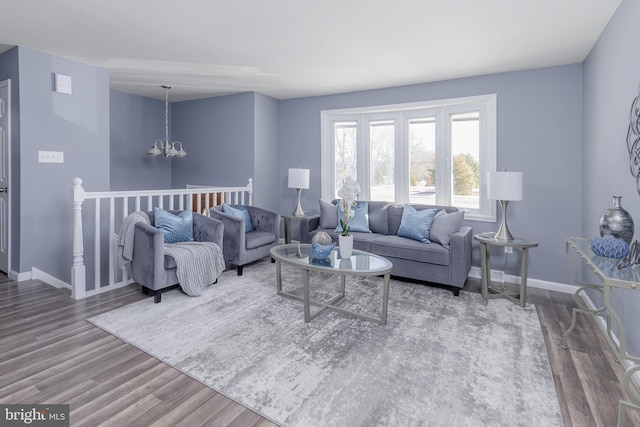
[288,168,310,189]
[487,171,523,201]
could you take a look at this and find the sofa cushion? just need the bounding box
[371,235,450,266]
[430,210,465,248]
[319,199,338,229]
[246,231,276,250]
[366,201,390,235]
[388,203,459,235]
[336,201,371,233]
[154,208,193,243]
[397,205,437,243]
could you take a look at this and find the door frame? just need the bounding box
[0,79,12,276]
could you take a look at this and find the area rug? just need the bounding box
[88,260,563,426]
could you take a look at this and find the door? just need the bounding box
[0,79,11,273]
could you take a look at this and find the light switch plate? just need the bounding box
[38,151,64,163]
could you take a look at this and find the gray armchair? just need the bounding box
[130,210,224,303]
[209,205,280,275]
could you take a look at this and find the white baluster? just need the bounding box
[71,178,86,299]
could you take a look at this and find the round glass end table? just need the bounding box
[474,232,539,307]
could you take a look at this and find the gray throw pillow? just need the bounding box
[430,210,464,248]
[319,199,338,229]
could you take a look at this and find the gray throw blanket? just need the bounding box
[117,211,150,268]
[164,242,225,296]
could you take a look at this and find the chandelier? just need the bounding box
[147,85,187,158]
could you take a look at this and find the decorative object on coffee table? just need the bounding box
[311,231,336,258]
[337,177,360,258]
[599,196,634,244]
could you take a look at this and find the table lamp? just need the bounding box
[288,168,310,216]
[487,170,523,241]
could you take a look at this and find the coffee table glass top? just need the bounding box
[270,244,392,275]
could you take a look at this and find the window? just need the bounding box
[321,95,496,221]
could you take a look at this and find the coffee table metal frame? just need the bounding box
[270,244,393,325]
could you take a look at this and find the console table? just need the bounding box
[474,232,538,307]
[563,237,640,427]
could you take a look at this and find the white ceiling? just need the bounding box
[0,0,623,102]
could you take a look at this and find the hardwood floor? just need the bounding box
[0,272,639,426]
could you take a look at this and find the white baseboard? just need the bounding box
[10,270,31,282]
[468,267,576,294]
[31,267,71,290]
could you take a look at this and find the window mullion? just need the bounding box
[358,116,370,200]
[396,113,408,203]
[435,109,450,205]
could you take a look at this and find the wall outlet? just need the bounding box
[38,151,64,163]
[490,270,505,283]
[504,246,513,254]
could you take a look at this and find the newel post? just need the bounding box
[71,177,86,299]
[247,178,253,206]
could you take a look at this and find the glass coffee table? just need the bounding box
[269,244,393,325]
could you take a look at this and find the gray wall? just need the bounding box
[253,92,280,211]
[17,47,110,281]
[583,0,640,356]
[278,65,584,284]
[110,89,170,190]
[0,47,21,274]
[171,92,255,191]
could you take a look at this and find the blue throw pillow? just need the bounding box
[335,201,371,233]
[397,205,437,243]
[237,205,253,233]
[222,203,253,233]
[154,208,193,244]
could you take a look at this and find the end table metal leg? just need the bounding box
[520,248,530,307]
[284,217,292,244]
[480,242,490,300]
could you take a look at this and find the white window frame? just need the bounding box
[321,94,497,222]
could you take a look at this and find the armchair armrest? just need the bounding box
[131,222,166,288]
[299,214,321,243]
[246,205,280,236]
[209,207,245,264]
[193,214,224,249]
[449,225,473,287]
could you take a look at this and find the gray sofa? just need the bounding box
[300,201,472,295]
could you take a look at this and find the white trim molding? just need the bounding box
[32,267,71,290]
[468,267,577,294]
